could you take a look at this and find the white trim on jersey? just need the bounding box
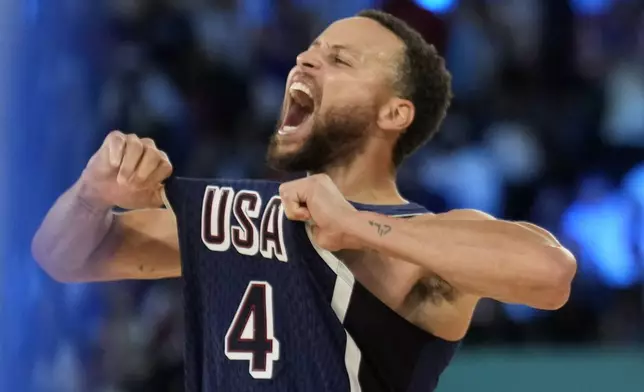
[305,224,363,392]
[303,211,428,391]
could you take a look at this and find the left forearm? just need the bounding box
[347,211,575,308]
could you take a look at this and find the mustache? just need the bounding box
[268,105,373,172]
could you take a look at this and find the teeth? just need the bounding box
[289,82,313,99]
[278,125,298,135]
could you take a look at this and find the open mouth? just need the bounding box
[279,82,315,135]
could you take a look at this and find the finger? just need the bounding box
[279,183,305,203]
[106,130,126,168]
[129,139,160,186]
[281,195,311,221]
[284,203,311,221]
[279,184,310,221]
[117,135,144,184]
[143,152,173,187]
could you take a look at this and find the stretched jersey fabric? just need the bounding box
[164,177,459,392]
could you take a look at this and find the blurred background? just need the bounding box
[1,0,644,391]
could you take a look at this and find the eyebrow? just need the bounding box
[310,39,359,55]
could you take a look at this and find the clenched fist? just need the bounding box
[279,174,361,251]
[78,131,173,210]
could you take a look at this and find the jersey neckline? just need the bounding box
[349,200,428,216]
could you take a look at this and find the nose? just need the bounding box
[296,48,322,70]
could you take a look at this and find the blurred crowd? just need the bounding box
[20,0,644,391]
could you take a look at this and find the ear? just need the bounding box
[377,97,415,134]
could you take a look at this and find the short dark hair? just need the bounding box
[357,9,452,166]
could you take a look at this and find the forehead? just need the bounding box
[316,17,404,62]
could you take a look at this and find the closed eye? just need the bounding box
[332,55,351,67]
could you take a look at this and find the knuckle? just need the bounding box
[133,170,148,182]
[158,150,170,163]
[141,144,158,158]
[125,133,141,145]
[140,138,156,148]
[161,160,173,172]
[127,139,143,152]
[107,130,124,140]
[151,150,164,161]
[105,132,124,150]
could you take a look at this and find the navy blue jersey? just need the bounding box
[165,177,458,392]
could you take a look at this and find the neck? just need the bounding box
[319,149,406,206]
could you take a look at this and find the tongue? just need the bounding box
[284,102,310,127]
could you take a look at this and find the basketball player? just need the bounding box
[32,10,576,392]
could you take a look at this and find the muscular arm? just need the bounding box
[346,209,576,310]
[32,181,180,282]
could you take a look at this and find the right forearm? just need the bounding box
[33,131,178,281]
[31,180,121,281]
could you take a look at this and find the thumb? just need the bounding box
[283,200,312,221]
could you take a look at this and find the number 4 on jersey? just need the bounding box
[225,281,280,379]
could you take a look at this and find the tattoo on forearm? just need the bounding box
[369,220,391,236]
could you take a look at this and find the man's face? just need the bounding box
[266,17,405,172]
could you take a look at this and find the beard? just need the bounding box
[266,104,375,173]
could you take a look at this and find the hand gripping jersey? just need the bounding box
[164,177,458,392]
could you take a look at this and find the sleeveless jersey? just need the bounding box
[164,177,459,392]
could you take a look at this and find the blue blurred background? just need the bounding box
[2,0,644,391]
